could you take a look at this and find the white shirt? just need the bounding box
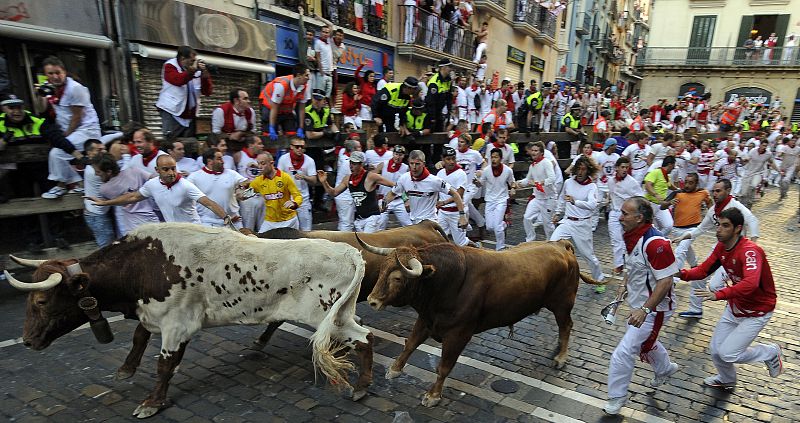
[625,229,679,311]
[314,38,334,73]
[743,149,773,176]
[608,174,644,210]
[455,86,468,108]
[594,152,620,189]
[54,77,101,144]
[555,178,598,219]
[237,151,260,181]
[125,150,168,176]
[436,167,468,208]
[276,153,317,202]
[211,106,257,134]
[484,142,515,165]
[335,151,353,200]
[379,161,408,197]
[83,166,109,215]
[392,173,451,223]
[778,145,800,169]
[622,143,652,172]
[456,148,484,184]
[139,176,206,224]
[377,79,389,92]
[690,197,759,240]
[518,157,556,198]
[177,157,201,174]
[478,165,515,203]
[188,168,247,226]
[466,86,479,110]
[364,148,393,168]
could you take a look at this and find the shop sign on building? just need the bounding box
[529,55,545,72]
[725,87,771,106]
[507,46,526,65]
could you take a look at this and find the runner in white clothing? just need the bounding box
[276,138,317,230]
[776,137,799,199]
[621,133,652,183]
[455,134,487,237]
[364,134,393,169]
[234,136,266,232]
[124,128,168,177]
[517,142,555,242]
[550,156,605,282]
[608,157,644,275]
[333,139,360,231]
[475,148,515,250]
[373,146,412,229]
[739,143,779,208]
[188,149,248,227]
[436,147,470,245]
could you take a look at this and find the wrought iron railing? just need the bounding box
[636,47,800,67]
[277,0,388,38]
[514,1,557,38]
[399,6,477,61]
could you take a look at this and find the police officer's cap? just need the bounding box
[403,76,420,88]
[411,99,426,109]
[442,146,457,157]
[437,59,453,67]
[311,88,326,100]
[0,94,24,107]
[393,145,406,154]
[570,103,582,110]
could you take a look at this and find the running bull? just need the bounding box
[5,223,371,418]
[358,237,604,406]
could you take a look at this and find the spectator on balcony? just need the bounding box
[314,24,334,102]
[743,37,756,62]
[155,46,213,140]
[753,35,764,61]
[355,61,377,122]
[372,76,420,132]
[764,32,778,64]
[782,34,797,65]
[473,21,489,63]
[259,64,311,142]
[341,82,362,129]
[427,58,453,132]
[211,88,256,142]
[298,7,318,84]
[377,67,394,92]
[402,0,418,43]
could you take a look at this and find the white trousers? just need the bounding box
[631,168,648,185]
[739,172,764,206]
[379,198,412,229]
[651,203,673,236]
[259,215,299,232]
[48,148,82,184]
[343,115,362,130]
[239,196,266,232]
[710,307,776,383]
[687,266,727,314]
[523,197,554,242]
[334,194,355,231]
[355,214,382,233]
[464,185,485,228]
[484,200,507,250]
[608,209,625,269]
[297,201,312,231]
[550,218,604,281]
[608,311,674,399]
[473,42,487,62]
[671,226,698,269]
[780,164,796,197]
[438,210,468,246]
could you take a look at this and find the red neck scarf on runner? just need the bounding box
[458,145,469,153]
[289,150,305,170]
[349,168,366,186]
[387,159,403,173]
[615,173,626,182]
[202,166,222,175]
[411,167,431,181]
[141,148,158,167]
[531,156,545,165]
[661,167,670,181]
[445,163,462,175]
[242,147,256,159]
[575,176,592,185]
[623,223,652,254]
[714,195,733,216]
[160,173,182,189]
[374,147,387,156]
[491,164,503,177]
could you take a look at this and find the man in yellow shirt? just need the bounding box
[250,152,303,232]
[643,155,676,235]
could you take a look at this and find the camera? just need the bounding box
[197,59,219,75]
[37,83,56,97]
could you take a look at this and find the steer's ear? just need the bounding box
[421,265,436,279]
[66,273,91,295]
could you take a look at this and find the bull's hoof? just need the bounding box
[249,340,267,351]
[132,401,166,419]
[553,357,567,370]
[115,367,135,380]
[421,393,441,407]
[386,368,403,379]
[352,389,368,401]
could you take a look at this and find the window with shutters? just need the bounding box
[687,15,716,64]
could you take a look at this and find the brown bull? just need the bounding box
[358,237,604,407]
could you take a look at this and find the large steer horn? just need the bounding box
[353,232,395,256]
[9,255,47,268]
[4,270,62,291]
[396,255,423,278]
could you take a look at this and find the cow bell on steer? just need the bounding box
[69,263,115,344]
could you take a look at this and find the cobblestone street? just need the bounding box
[1,188,798,423]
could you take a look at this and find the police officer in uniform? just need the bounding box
[561,104,585,137]
[401,99,434,139]
[304,88,338,140]
[523,82,544,133]
[426,59,453,133]
[372,76,420,132]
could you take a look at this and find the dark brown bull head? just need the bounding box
[355,234,434,310]
[5,257,93,350]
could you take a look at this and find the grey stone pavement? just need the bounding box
[1,187,799,422]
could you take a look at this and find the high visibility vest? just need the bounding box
[0,112,44,141]
[482,109,509,132]
[383,83,410,109]
[720,106,741,125]
[427,72,451,97]
[792,122,798,132]
[628,116,644,132]
[742,120,750,131]
[561,113,579,130]
[761,119,770,129]
[405,110,428,130]
[260,76,306,114]
[304,104,331,130]
[525,92,543,110]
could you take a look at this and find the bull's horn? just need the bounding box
[397,256,423,278]
[4,270,62,291]
[9,255,47,268]
[353,232,395,256]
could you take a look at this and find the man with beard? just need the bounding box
[436,147,469,245]
[126,128,167,176]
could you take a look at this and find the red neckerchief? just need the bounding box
[492,142,505,149]
[202,166,222,175]
[575,176,592,185]
[242,147,256,159]
[290,150,305,170]
[161,173,182,189]
[387,159,403,173]
[615,173,626,182]
[458,145,469,153]
[349,168,367,186]
[661,167,670,182]
[445,163,462,175]
[714,195,733,217]
[491,164,503,177]
[141,148,158,167]
[531,156,544,166]
[344,150,351,157]
[623,223,653,253]
[374,147,387,156]
[411,167,431,181]
[637,142,646,150]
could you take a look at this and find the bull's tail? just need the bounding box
[556,239,607,285]
[427,220,450,243]
[309,249,367,390]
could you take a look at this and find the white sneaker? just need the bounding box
[650,362,679,387]
[703,375,735,389]
[603,395,627,415]
[42,186,67,199]
[765,343,784,377]
[67,186,84,194]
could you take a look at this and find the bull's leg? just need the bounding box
[351,332,374,401]
[386,318,430,379]
[132,341,188,419]
[117,323,152,380]
[423,332,472,407]
[251,321,285,350]
[551,307,574,369]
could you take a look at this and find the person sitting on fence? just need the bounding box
[211,87,256,142]
[473,21,489,63]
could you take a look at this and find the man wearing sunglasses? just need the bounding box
[277,138,317,230]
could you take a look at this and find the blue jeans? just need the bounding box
[84,212,115,248]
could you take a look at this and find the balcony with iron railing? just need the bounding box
[396,6,477,68]
[636,46,800,68]
[474,0,507,19]
[535,10,557,42]
[513,1,557,43]
[275,0,387,38]
[575,11,592,36]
